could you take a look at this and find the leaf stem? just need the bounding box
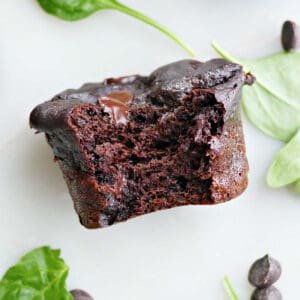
[211,41,249,72]
[107,1,195,57]
[223,276,239,300]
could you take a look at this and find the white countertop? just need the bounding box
[1,0,300,299]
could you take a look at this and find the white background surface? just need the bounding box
[1,0,300,299]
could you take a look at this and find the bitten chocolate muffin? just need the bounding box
[30,59,253,229]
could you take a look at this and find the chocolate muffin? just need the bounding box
[30,59,253,229]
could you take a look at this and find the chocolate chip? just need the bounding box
[281,20,299,51]
[70,289,94,300]
[248,255,281,288]
[251,286,282,300]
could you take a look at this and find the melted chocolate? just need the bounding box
[104,75,139,85]
[107,91,133,103]
[97,91,133,125]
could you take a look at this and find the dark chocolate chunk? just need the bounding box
[281,20,299,51]
[248,255,281,288]
[70,289,94,300]
[30,59,253,228]
[251,286,282,300]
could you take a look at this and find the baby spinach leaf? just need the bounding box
[37,0,102,20]
[0,246,72,300]
[267,129,300,187]
[37,0,195,56]
[223,276,239,300]
[212,41,300,143]
[293,178,300,195]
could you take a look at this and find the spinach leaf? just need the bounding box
[37,0,195,56]
[267,129,300,188]
[294,178,300,195]
[212,41,300,143]
[37,0,102,20]
[0,246,72,300]
[223,276,239,300]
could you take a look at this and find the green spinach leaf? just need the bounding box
[37,0,195,56]
[267,129,300,188]
[294,178,300,195]
[223,276,239,300]
[0,246,72,300]
[212,41,300,143]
